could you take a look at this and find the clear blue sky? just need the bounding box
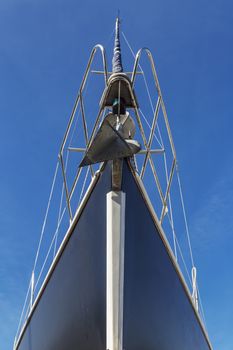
[0,0,233,349]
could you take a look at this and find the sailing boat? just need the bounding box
[14,18,212,350]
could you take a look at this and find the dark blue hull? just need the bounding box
[16,161,211,350]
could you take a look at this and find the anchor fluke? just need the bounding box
[79,113,140,167]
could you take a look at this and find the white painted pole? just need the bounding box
[106,191,126,350]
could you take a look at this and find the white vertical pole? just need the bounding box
[106,191,126,350]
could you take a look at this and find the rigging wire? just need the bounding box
[78,166,90,205]
[122,31,180,263]
[122,29,195,266]
[14,161,60,342]
[122,31,179,260]
[34,207,67,292]
[34,61,95,291]
[122,30,165,150]
[53,105,82,258]
[167,211,192,288]
[176,165,195,267]
[52,68,93,257]
[53,162,67,258]
[15,60,92,340]
[32,161,60,274]
[197,282,208,330]
[139,105,181,268]
[14,282,31,344]
[164,152,178,261]
[138,108,163,149]
[122,30,209,328]
[104,25,116,49]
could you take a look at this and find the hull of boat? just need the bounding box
[16,161,210,350]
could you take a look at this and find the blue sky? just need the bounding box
[0,0,233,349]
